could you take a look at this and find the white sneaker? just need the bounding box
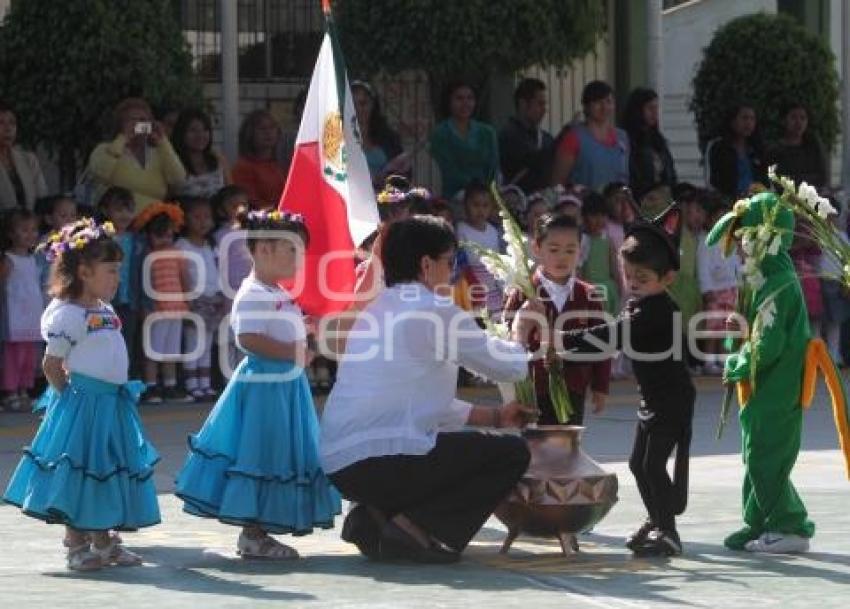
[744,532,810,554]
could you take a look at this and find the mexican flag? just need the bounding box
[279,2,379,316]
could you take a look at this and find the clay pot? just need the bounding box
[494,425,618,556]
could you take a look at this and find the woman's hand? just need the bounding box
[148,121,166,147]
[498,401,536,429]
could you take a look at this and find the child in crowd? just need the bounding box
[3,218,160,571]
[212,185,252,297]
[175,207,340,559]
[697,193,740,375]
[667,183,703,369]
[177,197,226,401]
[0,209,43,411]
[580,192,620,316]
[505,213,611,425]
[37,194,78,236]
[602,182,633,254]
[519,207,694,556]
[133,202,194,404]
[98,187,143,376]
[456,180,504,319]
[212,186,253,372]
[819,196,850,364]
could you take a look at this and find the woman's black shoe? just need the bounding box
[378,522,460,564]
[341,504,383,559]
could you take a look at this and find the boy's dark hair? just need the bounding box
[696,188,728,216]
[48,223,123,300]
[581,192,608,217]
[235,205,310,252]
[602,181,629,200]
[514,78,546,108]
[672,182,699,204]
[98,186,134,210]
[430,199,453,219]
[0,208,37,252]
[462,180,491,206]
[533,213,580,244]
[144,213,176,238]
[382,216,457,287]
[620,231,675,277]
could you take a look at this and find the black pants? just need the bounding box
[629,419,690,533]
[330,431,530,552]
[538,390,585,426]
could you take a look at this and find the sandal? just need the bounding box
[237,532,300,560]
[65,542,103,572]
[92,535,143,567]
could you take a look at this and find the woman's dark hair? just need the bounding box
[621,87,667,153]
[533,213,579,244]
[48,226,123,300]
[440,80,477,120]
[351,81,401,155]
[382,216,458,287]
[581,192,608,217]
[172,108,219,174]
[0,99,13,115]
[238,109,279,158]
[620,231,675,277]
[235,205,310,252]
[0,208,36,252]
[211,184,249,224]
[97,186,134,211]
[722,103,761,142]
[581,80,614,108]
[780,102,817,145]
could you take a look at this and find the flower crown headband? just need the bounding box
[245,209,304,224]
[376,185,430,205]
[41,218,116,263]
[130,201,185,232]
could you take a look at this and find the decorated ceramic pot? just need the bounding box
[494,425,618,556]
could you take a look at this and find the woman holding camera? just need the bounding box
[88,97,187,213]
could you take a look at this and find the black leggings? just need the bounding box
[629,420,689,533]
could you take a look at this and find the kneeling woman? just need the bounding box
[320,215,533,563]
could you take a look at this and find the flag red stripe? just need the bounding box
[280,142,355,315]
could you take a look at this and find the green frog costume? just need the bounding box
[705,191,850,553]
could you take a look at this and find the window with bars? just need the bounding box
[178,0,323,81]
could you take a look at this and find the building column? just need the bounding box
[221,0,239,162]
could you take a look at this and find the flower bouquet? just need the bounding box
[462,183,574,424]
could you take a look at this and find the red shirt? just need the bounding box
[231,157,287,207]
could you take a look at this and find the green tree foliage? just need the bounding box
[690,13,839,151]
[0,0,202,183]
[335,0,606,83]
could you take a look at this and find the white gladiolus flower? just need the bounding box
[741,234,756,256]
[746,268,766,291]
[817,198,837,219]
[798,182,821,209]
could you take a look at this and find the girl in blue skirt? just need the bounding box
[3,218,160,571]
[175,207,341,559]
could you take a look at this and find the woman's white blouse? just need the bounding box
[41,299,129,384]
[320,283,529,474]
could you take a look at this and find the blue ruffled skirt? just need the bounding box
[175,355,341,534]
[2,374,161,531]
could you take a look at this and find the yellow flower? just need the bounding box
[72,238,86,249]
[102,221,115,235]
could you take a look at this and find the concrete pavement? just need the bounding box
[1,376,849,608]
